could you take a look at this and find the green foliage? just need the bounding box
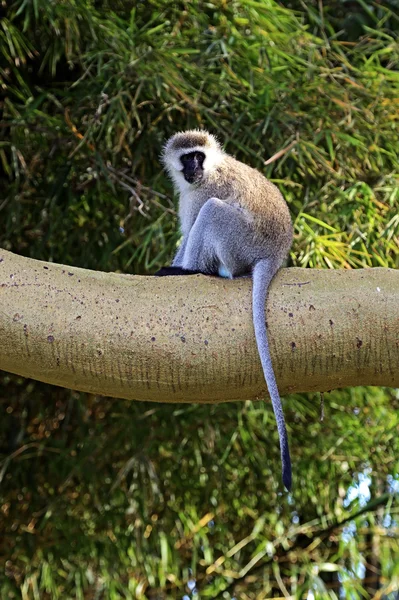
[0,0,398,598]
[1,382,399,598]
[1,0,398,272]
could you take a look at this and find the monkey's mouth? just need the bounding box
[183,171,203,184]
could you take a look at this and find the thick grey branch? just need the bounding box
[0,249,398,402]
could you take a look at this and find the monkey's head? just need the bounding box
[161,130,224,189]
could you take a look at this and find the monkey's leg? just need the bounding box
[182,197,257,276]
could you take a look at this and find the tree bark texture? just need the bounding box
[0,249,398,403]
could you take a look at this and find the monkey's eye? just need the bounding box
[180,151,205,167]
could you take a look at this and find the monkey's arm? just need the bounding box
[171,237,188,267]
[156,230,206,275]
[155,266,204,276]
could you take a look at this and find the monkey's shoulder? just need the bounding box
[220,156,280,192]
[217,156,286,208]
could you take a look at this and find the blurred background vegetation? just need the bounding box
[0,0,398,598]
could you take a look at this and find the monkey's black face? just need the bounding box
[180,151,205,184]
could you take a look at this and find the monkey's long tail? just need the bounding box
[252,260,292,491]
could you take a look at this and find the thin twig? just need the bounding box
[264,138,298,166]
[106,164,175,208]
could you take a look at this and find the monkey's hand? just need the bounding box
[154,266,204,276]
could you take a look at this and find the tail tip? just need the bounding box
[283,469,292,491]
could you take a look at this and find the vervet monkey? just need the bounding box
[157,130,293,490]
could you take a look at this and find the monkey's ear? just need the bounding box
[154,266,203,276]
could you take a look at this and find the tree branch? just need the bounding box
[0,249,398,402]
